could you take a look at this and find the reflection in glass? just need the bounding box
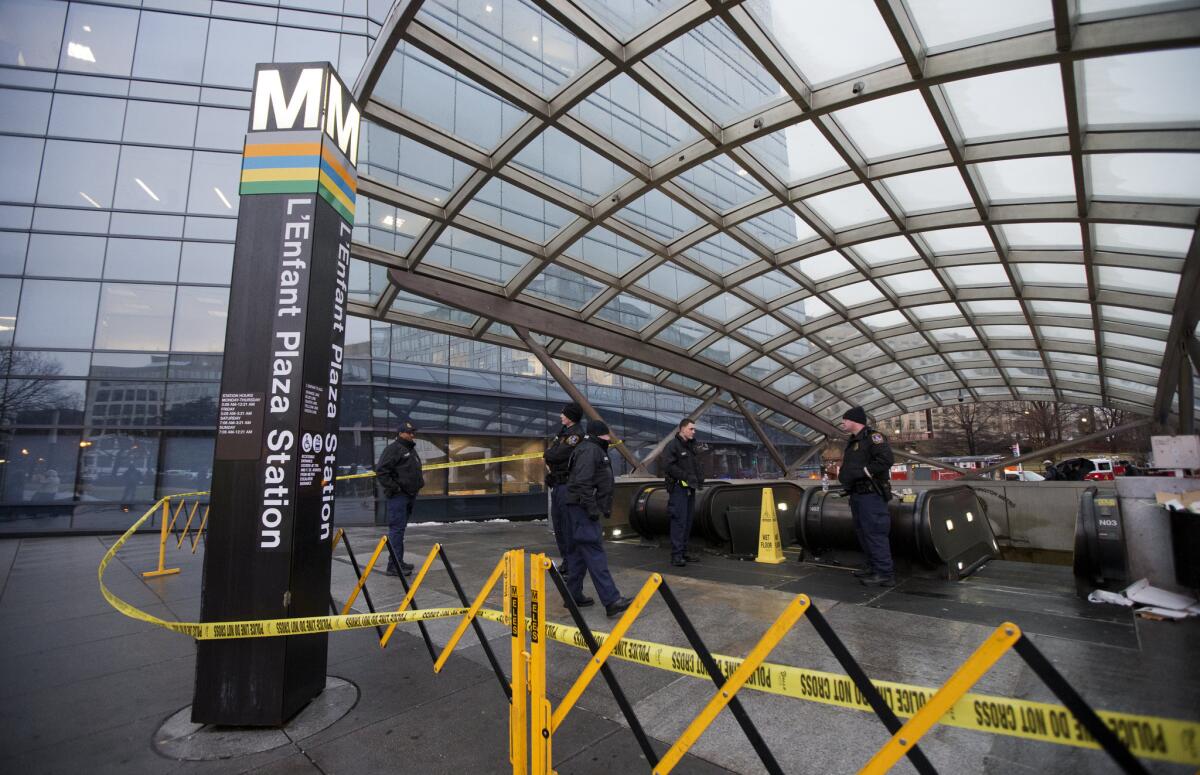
[0,0,68,69]
[172,287,229,351]
[14,279,99,349]
[94,283,175,351]
[77,430,160,506]
[0,136,43,203]
[37,140,120,209]
[59,3,138,76]
[0,428,80,507]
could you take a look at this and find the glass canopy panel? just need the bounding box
[569,71,699,162]
[390,290,478,326]
[804,185,890,230]
[849,236,920,267]
[797,250,854,281]
[594,293,664,331]
[699,336,750,365]
[1088,153,1200,201]
[863,309,907,329]
[904,0,1053,52]
[425,227,527,283]
[865,362,904,380]
[1030,300,1092,316]
[745,121,849,184]
[804,355,846,379]
[780,296,833,325]
[741,206,818,250]
[635,261,708,301]
[462,178,574,243]
[1018,263,1087,285]
[686,231,760,275]
[357,198,432,254]
[942,65,1067,141]
[921,226,993,254]
[929,327,978,344]
[419,0,601,97]
[1039,325,1095,342]
[776,337,818,362]
[741,355,781,381]
[1101,305,1171,328]
[361,121,472,204]
[511,126,624,201]
[881,167,974,214]
[1105,356,1156,376]
[744,0,902,86]
[1000,222,1082,249]
[772,372,809,395]
[884,332,928,351]
[830,374,867,393]
[697,292,753,324]
[563,226,648,277]
[741,312,790,343]
[571,0,690,41]
[674,155,767,211]
[831,91,945,160]
[1105,332,1166,353]
[973,155,1077,203]
[945,349,989,362]
[966,299,1022,315]
[1097,266,1179,296]
[946,263,1010,287]
[647,17,783,125]
[656,317,714,349]
[741,269,799,301]
[1092,224,1192,257]
[816,321,861,346]
[373,43,528,151]
[982,324,1032,339]
[829,280,883,306]
[1047,351,1097,367]
[524,263,604,309]
[883,269,944,295]
[1083,49,1200,128]
[909,303,961,321]
[617,188,703,242]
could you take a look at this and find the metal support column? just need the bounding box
[513,325,642,471]
[785,439,826,477]
[635,390,722,474]
[730,394,788,474]
[1180,341,1195,434]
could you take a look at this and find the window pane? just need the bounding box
[172,286,228,351]
[132,11,208,82]
[0,429,80,508]
[115,146,192,212]
[104,238,180,282]
[202,19,276,88]
[59,3,138,76]
[14,279,99,348]
[0,88,52,133]
[158,432,213,496]
[26,233,105,279]
[179,241,234,284]
[196,107,249,151]
[0,0,68,69]
[86,379,163,426]
[447,435,500,496]
[48,93,126,141]
[163,383,218,425]
[0,136,43,203]
[78,430,160,504]
[38,140,120,209]
[188,152,241,215]
[123,100,197,146]
[94,283,175,350]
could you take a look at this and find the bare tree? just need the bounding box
[1092,406,1151,453]
[0,351,72,426]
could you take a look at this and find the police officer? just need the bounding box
[837,406,895,587]
[564,420,632,618]
[544,402,584,575]
[661,417,704,567]
[1043,459,1060,481]
[375,419,424,576]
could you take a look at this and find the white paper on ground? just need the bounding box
[1135,606,1193,620]
[1123,578,1200,610]
[1087,589,1134,606]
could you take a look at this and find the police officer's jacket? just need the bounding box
[838,427,894,497]
[376,438,424,497]
[566,436,613,519]
[661,435,704,491]
[543,422,583,486]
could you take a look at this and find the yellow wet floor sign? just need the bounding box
[756,486,785,564]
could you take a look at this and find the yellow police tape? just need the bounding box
[476,611,1200,766]
[99,494,469,640]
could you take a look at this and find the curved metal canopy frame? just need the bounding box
[347,0,1200,441]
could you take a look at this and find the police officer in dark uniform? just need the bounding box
[660,417,705,567]
[375,419,424,576]
[564,420,632,618]
[544,403,584,575]
[837,406,895,587]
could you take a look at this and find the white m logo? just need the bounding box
[251,67,324,131]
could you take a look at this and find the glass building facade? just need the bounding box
[0,0,809,532]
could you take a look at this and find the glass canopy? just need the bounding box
[347,0,1199,439]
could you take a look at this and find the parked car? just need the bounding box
[1004,470,1045,482]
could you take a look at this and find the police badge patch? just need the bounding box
[871,433,884,444]
[567,434,580,445]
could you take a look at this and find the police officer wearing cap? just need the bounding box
[660,417,705,567]
[375,420,424,576]
[838,406,896,587]
[564,420,632,618]
[544,403,584,575]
